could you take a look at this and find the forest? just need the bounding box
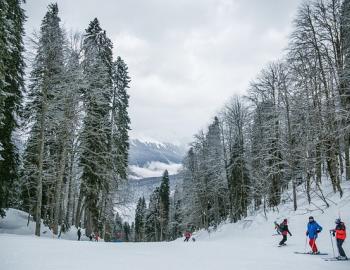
[133,0,350,242]
[1,0,350,243]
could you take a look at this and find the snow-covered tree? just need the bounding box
[22,3,65,236]
[0,0,25,217]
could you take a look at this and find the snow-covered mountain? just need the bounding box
[128,138,187,179]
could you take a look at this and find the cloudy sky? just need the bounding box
[24,0,302,145]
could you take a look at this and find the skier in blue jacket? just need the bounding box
[306,216,322,254]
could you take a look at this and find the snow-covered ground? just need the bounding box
[1,181,350,270]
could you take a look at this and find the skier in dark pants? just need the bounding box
[330,219,347,260]
[278,219,292,246]
[77,228,81,241]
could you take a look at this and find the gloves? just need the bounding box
[316,229,321,233]
[306,231,309,236]
[289,233,292,236]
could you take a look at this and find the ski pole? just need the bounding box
[304,236,308,253]
[329,231,335,258]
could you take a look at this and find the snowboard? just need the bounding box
[294,251,328,255]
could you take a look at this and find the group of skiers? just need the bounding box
[275,216,347,260]
[76,228,100,242]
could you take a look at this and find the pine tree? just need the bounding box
[159,170,170,241]
[80,18,114,235]
[0,0,25,217]
[145,187,160,241]
[111,56,130,180]
[134,196,146,241]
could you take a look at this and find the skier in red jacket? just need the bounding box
[184,231,192,242]
[330,219,347,260]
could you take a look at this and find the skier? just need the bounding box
[184,231,192,242]
[306,216,322,254]
[77,228,81,241]
[89,232,94,241]
[330,218,348,260]
[277,219,292,246]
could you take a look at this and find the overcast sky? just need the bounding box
[24,0,302,145]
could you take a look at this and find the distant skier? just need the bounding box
[58,223,66,239]
[306,216,322,254]
[277,219,292,246]
[89,232,94,241]
[77,228,81,241]
[330,218,347,260]
[184,231,192,242]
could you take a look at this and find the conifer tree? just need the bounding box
[111,57,131,180]
[0,0,25,217]
[159,170,170,241]
[80,18,114,235]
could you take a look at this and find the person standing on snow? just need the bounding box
[306,216,322,254]
[77,228,81,241]
[330,218,347,260]
[278,219,292,246]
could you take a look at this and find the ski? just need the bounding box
[294,251,328,255]
[323,257,349,261]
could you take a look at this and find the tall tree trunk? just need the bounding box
[53,141,68,234]
[345,134,350,181]
[65,151,74,226]
[35,91,47,237]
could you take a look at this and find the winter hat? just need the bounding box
[309,216,314,220]
[335,218,341,224]
[283,219,287,223]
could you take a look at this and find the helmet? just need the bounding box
[309,216,314,220]
[283,219,287,223]
[335,218,341,224]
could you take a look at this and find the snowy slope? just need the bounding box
[0,209,89,241]
[1,181,350,270]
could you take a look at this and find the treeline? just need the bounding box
[133,170,182,242]
[178,0,350,231]
[0,2,131,241]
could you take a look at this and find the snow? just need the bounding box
[1,182,350,270]
[0,209,89,241]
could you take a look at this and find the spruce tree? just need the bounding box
[0,0,25,217]
[135,197,146,241]
[80,18,113,235]
[159,170,170,241]
[111,57,131,180]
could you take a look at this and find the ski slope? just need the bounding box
[1,181,350,270]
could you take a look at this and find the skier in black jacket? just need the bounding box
[277,219,292,246]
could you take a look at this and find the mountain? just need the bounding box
[128,138,187,179]
[129,138,186,166]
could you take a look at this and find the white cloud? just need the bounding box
[130,162,182,179]
[24,0,303,144]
